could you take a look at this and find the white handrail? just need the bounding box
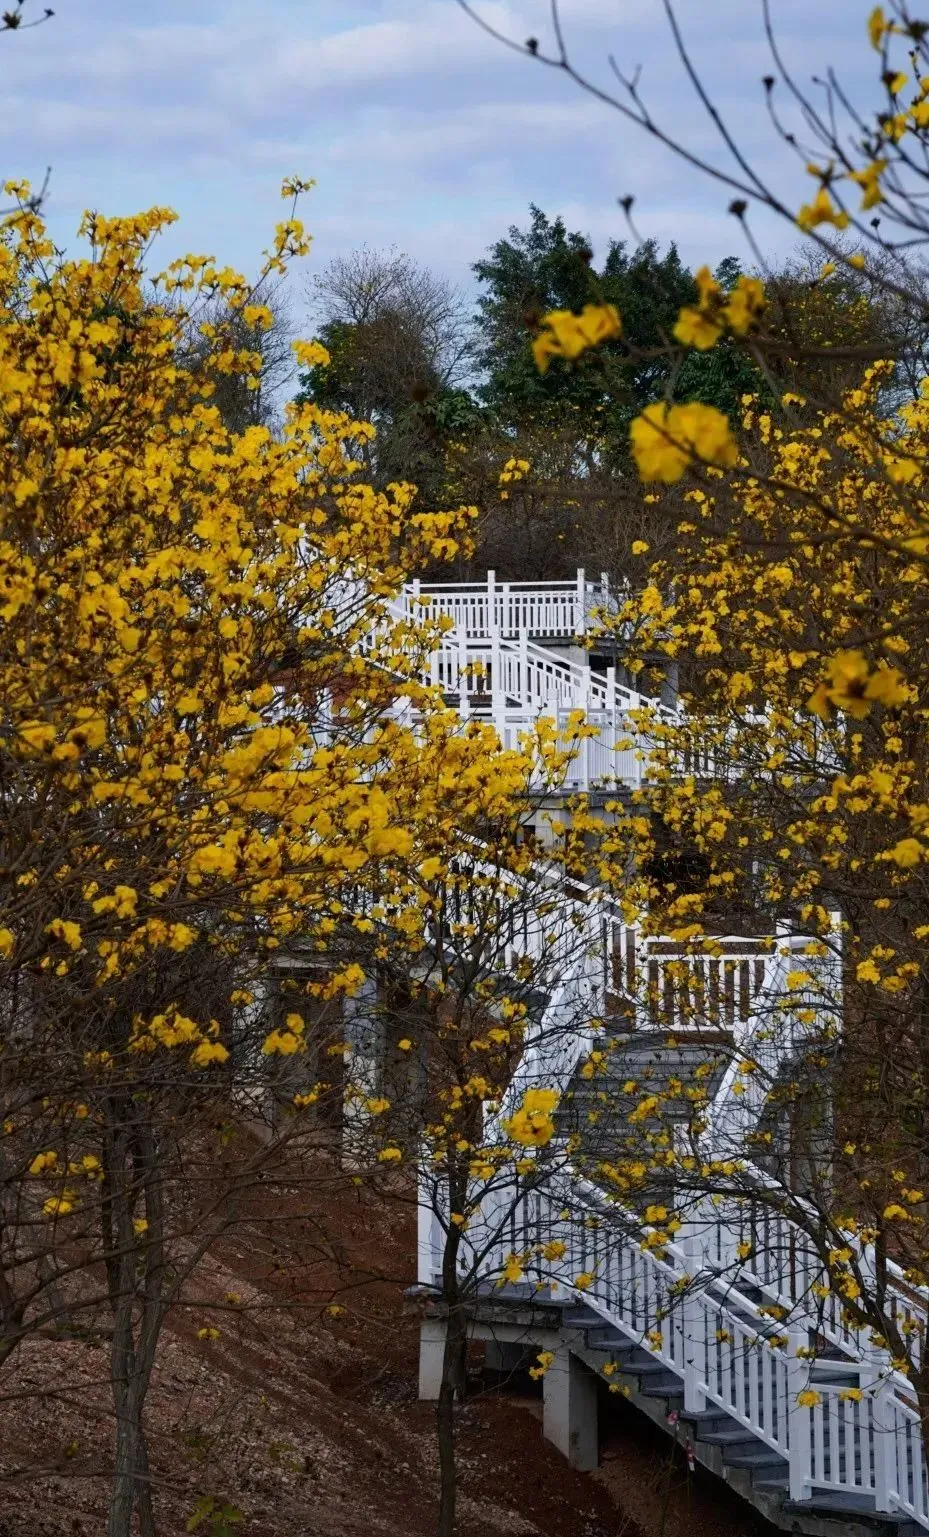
[403,568,623,640]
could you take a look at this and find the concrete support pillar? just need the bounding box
[542,1345,599,1471]
[419,1316,446,1401]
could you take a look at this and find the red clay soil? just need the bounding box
[0,1163,771,1537]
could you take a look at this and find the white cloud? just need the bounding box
[0,0,887,291]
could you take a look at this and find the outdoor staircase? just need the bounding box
[389,569,671,792]
[558,1031,729,1179]
[402,570,929,1532]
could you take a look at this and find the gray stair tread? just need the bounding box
[725,1450,791,1468]
[561,1307,600,1326]
[639,1378,686,1395]
[701,1427,769,1446]
[783,1493,910,1522]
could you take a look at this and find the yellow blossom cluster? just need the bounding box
[502,1087,559,1147]
[673,266,766,351]
[531,303,622,374]
[629,402,738,483]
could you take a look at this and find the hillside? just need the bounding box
[0,1157,770,1537]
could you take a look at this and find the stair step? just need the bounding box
[586,1330,637,1353]
[561,1307,600,1327]
[701,1427,769,1448]
[752,1469,790,1490]
[680,1410,734,1430]
[638,1373,684,1395]
[783,1492,911,1522]
[725,1449,791,1469]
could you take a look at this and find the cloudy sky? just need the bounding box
[0,0,879,320]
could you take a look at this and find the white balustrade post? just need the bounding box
[458,626,470,719]
[490,625,503,716]
[787,1329,813,1503]
[411,576,421,615]
[579,664,591,790]
[519,626,530,704]
[679,1224,707,1412]
[487,568,496,638]
[502,581,512,639]
[576,567,586,636]
[417,1188,442,1287]
[864,1351,894,1512]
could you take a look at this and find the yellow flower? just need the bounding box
[888,838,923,869]
[532,303,622,373]
[523,1088,558,1113]
[573,1271,594,1291]
[46,918,82,951]
[17,720,55,754]
[0,928,13,958]
[673,307,723,350]
[42,1195,75,1218]
[503,1087,560,1149]
[796,187,850,233]
[189,1040,230,1067]
[292,339,331,368]
[724,275,766,335]
[630,402,738,484]
[807,651,906,720]
[498,1253,525,1286]
[528,1350,556,1379]
[261,1029,304,1056]
[797,1389,822,1407]
[376,1146,402,1163]
[868,5,887,48]
[849,159,887,210]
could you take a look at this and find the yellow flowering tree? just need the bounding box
[0,180,507,1534]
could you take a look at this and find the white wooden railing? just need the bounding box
[402,569,622,640]
[417,903,929,1528]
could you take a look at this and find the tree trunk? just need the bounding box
[102,1103,165,1537]
[436,1167,468,1537]
[436,1298,467,1537]
[108,1387,143,1537]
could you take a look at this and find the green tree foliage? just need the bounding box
[472,205,761,448]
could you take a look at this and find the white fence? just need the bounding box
[403,568,618,640]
